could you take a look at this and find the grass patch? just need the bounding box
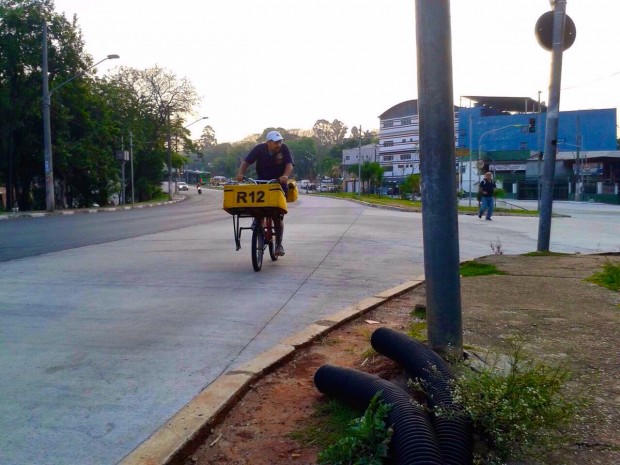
[316,192,538,216]
[522,251,572,257]
[407,321,427,341]
[460,260,506,277]
[410,303,427,320]
[585,260,620,292]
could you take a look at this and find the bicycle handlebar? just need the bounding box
[228,177,279,185]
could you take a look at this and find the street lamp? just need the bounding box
[179,117,208,185]
[185,116,208,129]
[42,21,119,211]
[477,124,526,184]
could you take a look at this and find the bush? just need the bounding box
[445,343,583,463]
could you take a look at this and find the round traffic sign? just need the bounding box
[535,11,576,51]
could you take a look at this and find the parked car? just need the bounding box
[177,182,189,191]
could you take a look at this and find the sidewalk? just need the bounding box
[121,253,620,465]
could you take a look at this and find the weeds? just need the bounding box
[318,392,393,465]
[446,342,585,463]
[288,399,362,448]
[585,259,620,292]
[490,240,504,255]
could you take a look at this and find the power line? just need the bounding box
[561,70,620,91]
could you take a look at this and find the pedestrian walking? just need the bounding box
[478,172,496,220]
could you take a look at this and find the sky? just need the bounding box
[52,0,620,144]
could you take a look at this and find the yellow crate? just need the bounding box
[286,180,298,203]
[223,184,287,216]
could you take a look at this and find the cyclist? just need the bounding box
[236,130,293,256]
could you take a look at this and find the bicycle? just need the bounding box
[223,178,289,272]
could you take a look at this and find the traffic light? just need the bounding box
[528,118,536,133]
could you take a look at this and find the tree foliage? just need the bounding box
[0,3,371,210]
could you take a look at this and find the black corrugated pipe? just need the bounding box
[314,364,443,465]
[371,327,473,465]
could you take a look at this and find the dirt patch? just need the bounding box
[186,254,620,465]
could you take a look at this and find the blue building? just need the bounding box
[378,97,620,202]
[457,96,619,201]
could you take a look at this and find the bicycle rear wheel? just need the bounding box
[251,220,265,271]
[268,240,277,261]
[265,217,278,261]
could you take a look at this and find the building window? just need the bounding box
[384,141,394,147]
[401,154,411,160]
[382,120,394,128]
[345,156,350,161]
[383,156,393,162]
[401,117,412,125]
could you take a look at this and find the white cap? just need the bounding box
[266,130,284,142]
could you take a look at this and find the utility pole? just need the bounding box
[42,22,54,212]
[130,131,135,205]
[121,136,125,205]
[358,125,362,198]
[167,108,172,201]
[468,115,473,207]
[537,90,543,211]
[538,0,568,251]
[416,0,462,357]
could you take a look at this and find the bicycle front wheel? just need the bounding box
[251,221,265,271]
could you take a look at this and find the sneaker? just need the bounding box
[486,217,492,221]
[478,213,482,218]
[275,244,285,256]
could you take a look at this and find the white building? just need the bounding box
[378,100,459,181]
[341,144,379,169]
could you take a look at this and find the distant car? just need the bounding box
[177,182,189,191]
[210,176,227,186]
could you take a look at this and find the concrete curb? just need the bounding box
[0,197,185,220]
[118,276,426,465]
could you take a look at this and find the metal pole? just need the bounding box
[130,131,134,205]
[537,90,542,210]
[42,22,55,212]
[167,108,172,200]
[358,125,362,198]
[416,0,462,356]
[121,136,125,205]
[537,0,567,252]
[468,115,473,206]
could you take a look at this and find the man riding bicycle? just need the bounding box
[236,130,293,257]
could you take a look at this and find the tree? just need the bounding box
[0,0,94,210]
[196,125,217,151]
[285,137,318,180]
[106,66,200,200]
[312,119,348,146]
[400,173,421,199]
[347,161,383,193]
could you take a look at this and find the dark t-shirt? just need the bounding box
[245,143,293,181]
[479,179,496,197]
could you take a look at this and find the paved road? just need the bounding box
[1,191,619,465]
